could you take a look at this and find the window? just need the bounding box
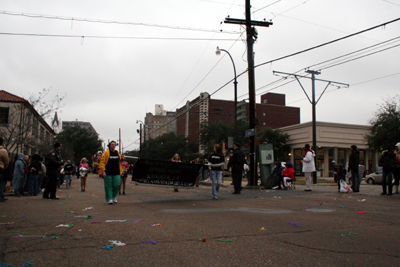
[40,126,44,138]
[32,119,38,137]
[0,107,9,125]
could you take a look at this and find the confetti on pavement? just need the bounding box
[100,245,114,250]
[109,240,126,246]
[141,240,157,244]
[341,232,358,237]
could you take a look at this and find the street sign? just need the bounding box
[245,128,255,137]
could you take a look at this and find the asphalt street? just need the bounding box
[1,174,399,267]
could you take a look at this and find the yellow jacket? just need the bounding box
[98,150,124,176]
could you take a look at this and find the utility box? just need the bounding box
[259,143,274,186]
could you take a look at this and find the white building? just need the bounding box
[280,121,376,177]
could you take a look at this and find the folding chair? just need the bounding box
[287,176,296,189]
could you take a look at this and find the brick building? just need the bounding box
[176,92,300,152]
[144,105,176,140]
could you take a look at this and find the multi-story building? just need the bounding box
[0,90,55,156]
[176,92,300,152]
[62,120,98,136]
[144,105,176,140]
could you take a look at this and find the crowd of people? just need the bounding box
[2,139,400,203]
[0,140,132,204]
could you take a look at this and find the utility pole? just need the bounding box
[119,128,122,153]
[137,124,142,157]
[224,0,273,186]
[273,70,349,184]
[308,69,319,185]
[212,106,223,143]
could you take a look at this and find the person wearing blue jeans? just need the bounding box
[208,144,225,200]
[28,154,42,196]
[28,174,39,196]
[64,160,74,189]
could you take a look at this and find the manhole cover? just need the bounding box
[305,208,335,213]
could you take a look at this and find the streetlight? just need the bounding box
[136,120,143,156]
[216,46,238,142]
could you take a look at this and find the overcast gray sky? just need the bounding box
[1,0,399,152]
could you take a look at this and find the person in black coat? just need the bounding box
[228,142,246,194]
[348,145,360,192]
[271,162,284,190]
[379,145,397,196]
[43,143,63,200]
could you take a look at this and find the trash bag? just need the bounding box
[340,179,352,193]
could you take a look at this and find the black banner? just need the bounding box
[131,159,204,187]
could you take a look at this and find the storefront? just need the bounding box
[280,121,378,178]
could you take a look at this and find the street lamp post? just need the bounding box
[136,120,143,156]
[216,46,238,142]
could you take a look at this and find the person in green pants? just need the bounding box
[99,141,124,205]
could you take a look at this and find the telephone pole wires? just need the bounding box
[273,70,349,184]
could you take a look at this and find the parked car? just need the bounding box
[364,168,394,184]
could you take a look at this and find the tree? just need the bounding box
[141,132,196,161]
[56,126,102,164]
[28,88,66,120]
[365,96,400,152]
[199,120,249,155]
[257,127,290,161]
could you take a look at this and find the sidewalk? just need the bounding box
[199,176,336,188]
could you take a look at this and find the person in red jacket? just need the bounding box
[281,163,295,189]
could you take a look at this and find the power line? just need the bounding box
[168,0,243,111]
[383,0,400,7]
[254,42,400,98]
[287,72,400,105]
[170,34,244,111]
[252,0,282,14]
[0,10,240,34]
[307,36,400,70]
[320,43,400,71]
[0,32,239,41]
[270,0,312,19]
[254,17,400,69]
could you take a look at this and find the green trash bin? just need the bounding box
[259,143,274,187]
